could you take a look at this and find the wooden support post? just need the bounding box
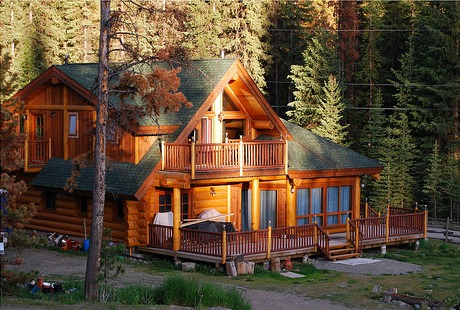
[63,85,68,160]
[145,219,149,245]
[221,229,227,265]
[172,187,181,251]
[191,140,195,179]
[251,179,260,231]
[266,224,272,259]
[286,179,296,226]
[423,209,428,239]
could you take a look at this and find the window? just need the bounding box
[114,200,124,221]
[296,188,323,225]
[296,185,351,226]
[158,190,189,221]
[78,196,88,214]
[68,112,78,138]
[44,192,56,210]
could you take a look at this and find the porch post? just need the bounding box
[251,178,260,231]
[266,221,272,259]
[286,179,296,226]
[172,187,181,251]
[48,138,52,159]
[221,229,227,265]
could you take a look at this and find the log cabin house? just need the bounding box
[9,58,427,264]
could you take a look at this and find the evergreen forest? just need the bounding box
[1,0,459,220]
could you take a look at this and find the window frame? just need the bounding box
[68,112,78,138]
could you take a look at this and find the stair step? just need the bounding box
[330,243,351,250]
[329,247,356,255]
[329,252,361,261]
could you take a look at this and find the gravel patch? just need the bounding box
[313,257,421,275]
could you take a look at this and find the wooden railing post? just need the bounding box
[355,221,359,253]
[221,229,227,265]
[239,136,243,176]
[191,140,196,179]
[48,138,52,159]
[385,206,390,243]
[266,222,272,260]
[423,209,428,239]
[346,217,350,241]
[313,223,317,252]
[146,220,150,245]
[161,139,165,170]
[24,138,29,172]
[365,198,368,218]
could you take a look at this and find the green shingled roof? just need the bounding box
[32,59,382,198]
[54,59,235,142]
[281,119,382,171]
[33,59,235,197]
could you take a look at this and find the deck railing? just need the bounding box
[21,139,51,171]
[350,208,427,242]
[147,209,426,262]
[162,139,287,178]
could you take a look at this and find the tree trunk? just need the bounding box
[84,0,110,302]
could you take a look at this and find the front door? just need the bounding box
[30,114,46,163]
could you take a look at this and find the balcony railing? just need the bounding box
[20,139,51,171]
[161,139,287,178]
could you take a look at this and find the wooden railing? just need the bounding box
[316,225,331,257]
[162,139,287,178]
[22,139,51,171]
[147,209,427,262]
[350,208,427,242]
[147,224,173,249]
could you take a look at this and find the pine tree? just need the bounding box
[287,33,338,128]
[265,0,314,116]
[422,140,444,218]
[312,75,348,146]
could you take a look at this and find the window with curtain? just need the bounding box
[311,188,323,225]
[296,189,309,225]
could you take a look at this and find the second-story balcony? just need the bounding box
[19,138,51,172]
[161,139,288,179]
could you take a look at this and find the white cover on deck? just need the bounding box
[153,211,173,226]
[198,209,225,221]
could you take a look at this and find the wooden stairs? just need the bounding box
[326,243,360,261]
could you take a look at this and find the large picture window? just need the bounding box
[296,185,352,227]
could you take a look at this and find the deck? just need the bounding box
[161,139,287,179]
[139,207,427,264]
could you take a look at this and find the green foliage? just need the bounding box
[312,75,349,146]
[287,33,339,128]
[155,275,251,309]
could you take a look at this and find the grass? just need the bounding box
[2,239,459,309]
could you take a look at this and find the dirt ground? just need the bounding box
[3,247,356,310]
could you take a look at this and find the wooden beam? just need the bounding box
[251,179,260,230]
[172,187,181,251]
